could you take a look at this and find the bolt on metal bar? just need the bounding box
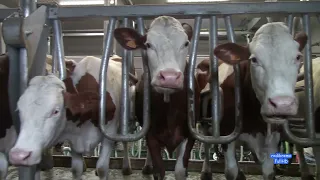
[120,17,130,138]
[302,14,315,140]
[99,17,150,142]
[187,16,240,144]
[209,15,220,138]
[286,14,293,34]
[53,19,66,80]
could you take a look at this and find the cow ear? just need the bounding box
[64,92,99,115]
[294,32,308,52]
[214,43,250,65]
[114,28,146,50]
[181,23,193,41]
[197,59,210,73]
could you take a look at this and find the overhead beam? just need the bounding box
[48,2,320,20]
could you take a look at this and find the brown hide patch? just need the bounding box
[196,58,224,91]
[64,73,116,127]
[0,53,14,138]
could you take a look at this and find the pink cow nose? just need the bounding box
[157,69,183,89]
[268,96,295,109]
[9,149,31,165]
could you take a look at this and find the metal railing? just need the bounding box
[2,1,320,179]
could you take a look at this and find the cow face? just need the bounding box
[214,22,307,117]
[114,16,193,95]
[9,75,67,166]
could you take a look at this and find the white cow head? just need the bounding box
[114,16,193,95]
[214,22,307,117]
[9,74,98,166]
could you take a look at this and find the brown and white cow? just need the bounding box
[8,56,136,180]
[113,16,202,180]
[198,22,307,180]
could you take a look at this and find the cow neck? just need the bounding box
[0,53,14,139]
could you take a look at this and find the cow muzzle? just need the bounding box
[263,95,298,116]
[9,148,40,166]
[153,68,183,89]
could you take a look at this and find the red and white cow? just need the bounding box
[8,55,136,180]
[198,22,307,180]
[114,16,202,180]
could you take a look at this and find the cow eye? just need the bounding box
[145,43,151,49]
[250,57,257,63]
[296,55,302,61]
[184,41,189,47]
[51,109,60,116]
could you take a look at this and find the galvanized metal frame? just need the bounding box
[47,2,320,20]
[1,1,320,179]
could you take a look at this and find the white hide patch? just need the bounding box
[200,62,234,93]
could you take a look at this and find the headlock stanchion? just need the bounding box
[99,17,150,142]
[187,15,242,144]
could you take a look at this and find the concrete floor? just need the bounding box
[6,167,302,180]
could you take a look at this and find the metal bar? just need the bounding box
[52,20,66,80]
[48,2,320,20]
[120,17,130,138]
[187,16,240,144]
[209,15,220,138]
[302,14,315,140]
[18,0,38,178]
[99,17,150,142]
[57,31,253,37]
[286,14,293,34]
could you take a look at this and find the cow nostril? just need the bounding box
[268,98,277,108]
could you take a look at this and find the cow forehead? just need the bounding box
[249,25,299,63]
[147,29,187,47]
[18,84,64,111]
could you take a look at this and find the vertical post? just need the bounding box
[120,17,130,138]
[0,23,5,54]
[302,14,315,139]
[287,14,294,34]
[224,15,243,137]
[188,16,202,129]
[53,20,66,80]
[99,17,117,136]
[209,16,220,138]
[18,0,38,179]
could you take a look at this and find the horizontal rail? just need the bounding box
[48,155,312,177]
[48,2,320,20]
[0,8,18,21]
